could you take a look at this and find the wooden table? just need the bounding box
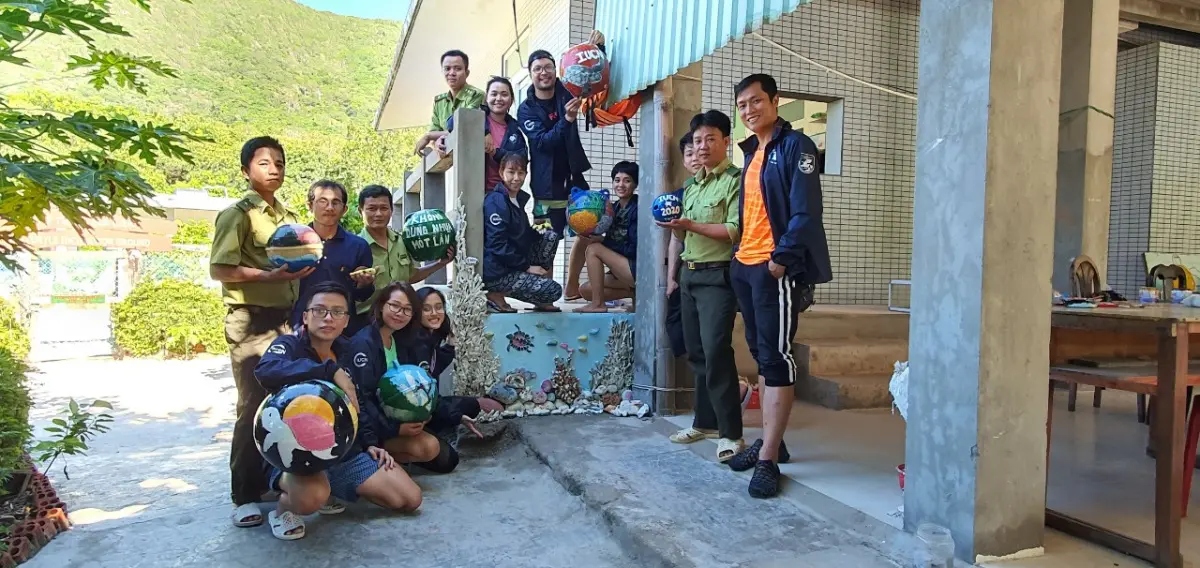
[1048,305,1199,568]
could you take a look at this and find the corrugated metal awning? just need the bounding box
[595,0,810,104]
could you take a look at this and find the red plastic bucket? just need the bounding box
[897,464,906,490]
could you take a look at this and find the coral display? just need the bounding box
[447,195,500,397]
[589,319,634,395]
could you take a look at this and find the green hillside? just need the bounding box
[5,0,418,218]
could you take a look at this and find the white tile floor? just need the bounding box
[665,388,1199,567]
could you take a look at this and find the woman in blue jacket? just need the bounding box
[446,76,528,192]
[575,161,639,313]
[483,153,563,313]
[415,286,484,443]
[347,282,459,474]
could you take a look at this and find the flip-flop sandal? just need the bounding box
[669,427,718,444]
[232,503,263,527]
[530,305,562,313]
[563,294,583,302]
[716,438,744,463]
[318,499,345,515]
[269,510,306,541]
[487,300,517,313]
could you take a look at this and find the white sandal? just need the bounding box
[669,427,718,444]
[319,499,345,515]
[232,503,263,527]
[716,438,744,463]
[268,510,306,541]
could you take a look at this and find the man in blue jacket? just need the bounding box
[517,31,604,235]
[725,74,832,498]
[254,283,423,540]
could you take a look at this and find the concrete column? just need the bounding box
[1053,0,1118,293]
[905,0,1062,563]
[634,63,702,414]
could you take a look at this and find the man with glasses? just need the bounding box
[291,180,376,336]
[516,31,605,236]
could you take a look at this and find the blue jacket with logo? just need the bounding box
[254,329,372,454]
[601,195,638,279]
[736,119,833,285]
[517,80,592,201]
[446,105,529,165]
[482,183,540,282]
[345,323,428,448]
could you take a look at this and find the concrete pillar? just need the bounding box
[634,63,702,414]
[905,0,1062,562]
[442,107,486,285]
[1053,0,1118,293]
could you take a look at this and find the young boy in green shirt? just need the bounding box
[209,136,312,528]
[414,49,485,156]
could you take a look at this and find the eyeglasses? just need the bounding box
[313,198,345,210]
[307,307,349,319]
[422,305,446,314]
[385,302,413,317]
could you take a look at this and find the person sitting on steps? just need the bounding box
[573,161,640,313]
[482,153,563,313]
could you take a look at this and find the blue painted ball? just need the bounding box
[651,193,683,223]
[266,224,323,272]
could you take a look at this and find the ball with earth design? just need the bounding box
[254,380,358,475]
[379,364,439,424]
[266,224,324,272]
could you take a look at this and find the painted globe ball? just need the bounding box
[266,223,323,272]
[567,189,612,237]
[559,43,610,101]
[402,209,455,263]
[651,193,683,223]
[254,380,358,475]
[379,364,439,424]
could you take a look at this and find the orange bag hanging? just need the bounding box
[582,93,641,147]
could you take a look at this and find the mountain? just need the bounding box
[6,0,417,216]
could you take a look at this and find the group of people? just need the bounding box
[209,29,831,541]
[414,32,641,314]
[660,74,832,499]
[211,137,484,540]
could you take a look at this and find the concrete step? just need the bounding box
[794,305,909,342]
[806,339,908,376]
[797,373,895,410]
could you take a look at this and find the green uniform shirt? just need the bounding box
[384,340,398,370]
[678,159,741,263]
[357,227,414,315]
[209,192,301,308]
[431,85,485,131]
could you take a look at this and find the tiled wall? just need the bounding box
[538,0,920,303]
[1107,43,1200,297]
[1108,45,1158,297]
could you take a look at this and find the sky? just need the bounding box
[294,0,410,21]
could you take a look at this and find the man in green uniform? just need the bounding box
[414,49,485,156]
[209,136,313,529]
[353,184,454,333]
[656,111,744,463]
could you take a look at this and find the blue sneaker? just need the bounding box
[728,438,790,472]
[748,460,781,499]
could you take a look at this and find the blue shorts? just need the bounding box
[268,452,381,503]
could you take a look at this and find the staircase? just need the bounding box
[732,305,908,410]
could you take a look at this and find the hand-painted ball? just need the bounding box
[254,380,358,475]
[402,209,456,263]
[379,364,439,424]
[567,189,613,237]
[560,43,610,102]
[266,224,323,272]
[652,193,683,223]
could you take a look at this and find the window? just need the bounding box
[732,94,844,176]
[502,30,532,109]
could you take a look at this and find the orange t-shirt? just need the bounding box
[735,148,774,265]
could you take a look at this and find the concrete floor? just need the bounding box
[666,388,1200,567]
[23,357,634,568]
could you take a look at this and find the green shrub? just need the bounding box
[172,219,214,245]
[0,299,29,362]
[0,349,32,475]
[111,279,228,358]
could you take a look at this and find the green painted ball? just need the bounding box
[402,209,455,263]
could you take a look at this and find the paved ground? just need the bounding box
[23,358,633,568]
[22,357,919,567]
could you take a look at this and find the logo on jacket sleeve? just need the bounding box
[799,153,817,175]
[267,344,286,355]
[523,120,539,131]
[489,213,503,226]
[353,352,369,368]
